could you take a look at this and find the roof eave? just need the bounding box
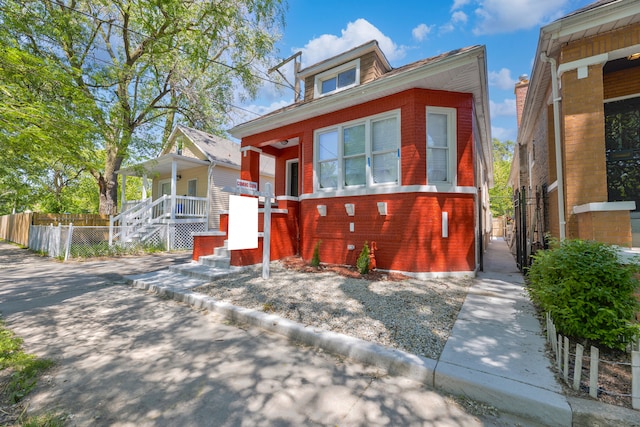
[231,46,489,139]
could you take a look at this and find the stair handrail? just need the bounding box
[109,197,164,245]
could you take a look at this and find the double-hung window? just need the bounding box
[426,107,456,184]
[315,111,400,191]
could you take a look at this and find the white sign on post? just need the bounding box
[228,194,258,250]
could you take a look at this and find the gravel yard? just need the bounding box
[195,258,473,360]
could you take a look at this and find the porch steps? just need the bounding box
[128,243,238,292]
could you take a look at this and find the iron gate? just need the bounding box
[513,185,547,271]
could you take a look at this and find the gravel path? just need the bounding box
[195,262,473,360]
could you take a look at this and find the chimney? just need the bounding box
[514,74,529,129]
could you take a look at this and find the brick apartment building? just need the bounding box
[510,0,640,263]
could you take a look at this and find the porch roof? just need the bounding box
[116,153,209,177]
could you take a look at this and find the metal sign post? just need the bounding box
[223,181,273,279]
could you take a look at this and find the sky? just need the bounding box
[233,0,596,143]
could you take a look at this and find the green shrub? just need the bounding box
[310,240,321,268]
[527,239,640,350]
[356,241,370,275]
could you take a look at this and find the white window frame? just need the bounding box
[187,178,197,197]
[313,110,401,193]
[159,179,171,196]
[314,59,360,98]
[426,106,457,185]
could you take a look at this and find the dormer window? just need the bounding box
[314,59,360,98]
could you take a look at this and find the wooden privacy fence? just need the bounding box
[546,312,640,410]
[0,212,33,246]
[32,213,110,226]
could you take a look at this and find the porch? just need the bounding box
[113,153,213,250]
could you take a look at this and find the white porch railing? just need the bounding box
[109,195,207,245]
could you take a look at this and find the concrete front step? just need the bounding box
[198,254,231,269]
[169,262,239,282]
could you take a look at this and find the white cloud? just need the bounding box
[489,68,517,90]
[490,99,516,117]
[452,11,468,24]
[294,19,406,68]
[491,125,516,142]
[439,22,456,35]
[412,23,434,42]
[451,0,472,11]
[473,0,572,35]
[439,9,468,35]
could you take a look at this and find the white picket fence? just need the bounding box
[546,312,640,410]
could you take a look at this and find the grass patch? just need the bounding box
[1,317,59,426]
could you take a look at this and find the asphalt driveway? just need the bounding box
[0,242,504,426]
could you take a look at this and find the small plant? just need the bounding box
[527,239,640,350]
[262,302,276,312]
[310,240,322,268]
[356,241,370,275]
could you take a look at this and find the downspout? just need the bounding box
[540,53,566,241]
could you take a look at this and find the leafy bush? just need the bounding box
[356,242,370,275]
[527,239,640,350]
[310,240,321,268]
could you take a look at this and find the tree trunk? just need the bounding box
[98,174,117,215]
[97,154,124,215]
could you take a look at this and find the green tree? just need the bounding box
[0,0,286,214]
[489,138,514,217]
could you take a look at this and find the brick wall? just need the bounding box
[561,64,607,238]
[556,23,639,243]
[299,192,476,273]
[576,210,632,246]
[237,88,478,274]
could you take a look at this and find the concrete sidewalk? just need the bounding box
[127,238,572,425]
[435,239,571,425]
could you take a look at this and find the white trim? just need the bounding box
[557,45,640,78]
[298,184,477,201]
[158,178,171,196]
[426,106,457,185]
[605,93,640,104]
[384,268,476,279]
[313,110,401,192]
[557,53,608,76]
[298,40,390,78]
[187,178,198,197]
[285,158,299,197]
[314,59,360,99]
[572,201,636,214]
[547,181,558,192]
[276,195,299,202]
[240,146,262,156]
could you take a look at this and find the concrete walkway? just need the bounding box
[435,239,571,425]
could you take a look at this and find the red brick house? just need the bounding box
[222,41,492,277]
[510,0,640,265]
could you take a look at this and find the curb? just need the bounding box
[127,275,574,426]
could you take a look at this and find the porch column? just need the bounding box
[171,159,177,220]
[240,146,262,188]
[120,174,127,211]
[142,174,148,199]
